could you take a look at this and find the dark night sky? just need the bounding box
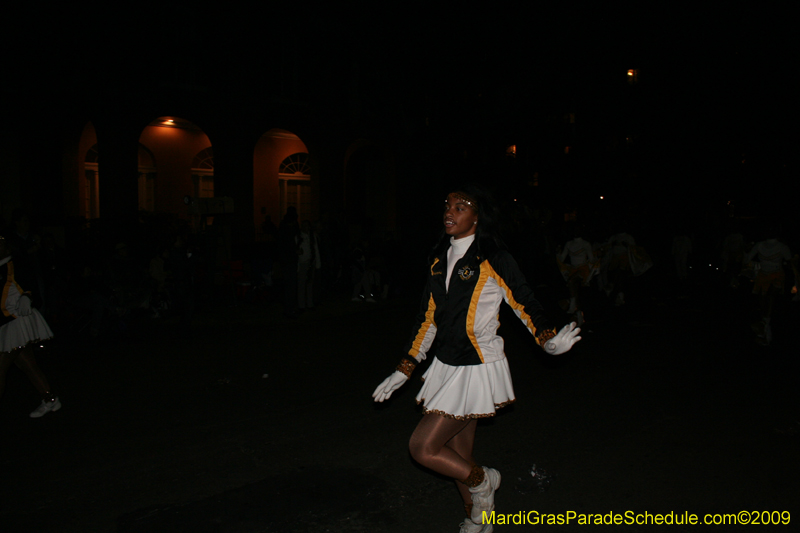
[6,5,793,132]
[3,5,796,220]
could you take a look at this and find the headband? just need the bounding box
[447,192,478,210]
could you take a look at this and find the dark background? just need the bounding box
[3,4,796,229]
[1,5,798,532]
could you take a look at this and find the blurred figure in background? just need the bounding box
[350,242,379,303]
[166,234,196,330]
[671,231,692,282]
[745,222,792,345]
[297,220,321,312]
[721,222,745,289]
[606,227,636,306]
[557,224,595,326]
[278,207,301,317]
[0,234,59,418]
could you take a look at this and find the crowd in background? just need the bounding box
[1,199,797,420]
[1,203,796,348]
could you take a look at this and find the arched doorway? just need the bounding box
[84,144,100,219]
[138,144,156,212]
[191,147,214,199]
[138,116,212,217]
[279,152,312,224]
[253,128,312,238]
[73,121,100,220]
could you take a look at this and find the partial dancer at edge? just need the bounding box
[0,234,59,418]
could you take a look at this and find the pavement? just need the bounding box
[2,272,799,532]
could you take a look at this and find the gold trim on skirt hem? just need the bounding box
[417,398,516,420]
[4,337,52,354]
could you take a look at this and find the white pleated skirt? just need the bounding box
[416,356,516,420]
[0,310,54,353]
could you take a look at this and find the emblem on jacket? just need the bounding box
[457,266,474,281]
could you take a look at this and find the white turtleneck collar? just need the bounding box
[445,234,475,290]
[450,233,475,254]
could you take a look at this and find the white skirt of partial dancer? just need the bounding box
[0,309,54,353]
[415,356,515,420]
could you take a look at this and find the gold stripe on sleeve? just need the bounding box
[483,261,537,336]
[466,263,491,363]
[408,294,436,358]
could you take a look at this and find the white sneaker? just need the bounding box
[469,466,501,524]
[30,397,61,418]
[460,517,493,533]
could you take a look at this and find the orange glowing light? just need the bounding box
[627,69,634,76]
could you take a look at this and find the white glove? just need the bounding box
[543,322,581,355]
[18,295,33,316]
[372,371,409,402]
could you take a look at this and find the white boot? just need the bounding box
[469,467,501,525]
[30,397,61,418]
[460,517,493,533]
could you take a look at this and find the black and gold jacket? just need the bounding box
[404,240,554,367]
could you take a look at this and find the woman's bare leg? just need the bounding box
[14,346,55,401]
[449,419,478,513]
[409,413,475,480]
